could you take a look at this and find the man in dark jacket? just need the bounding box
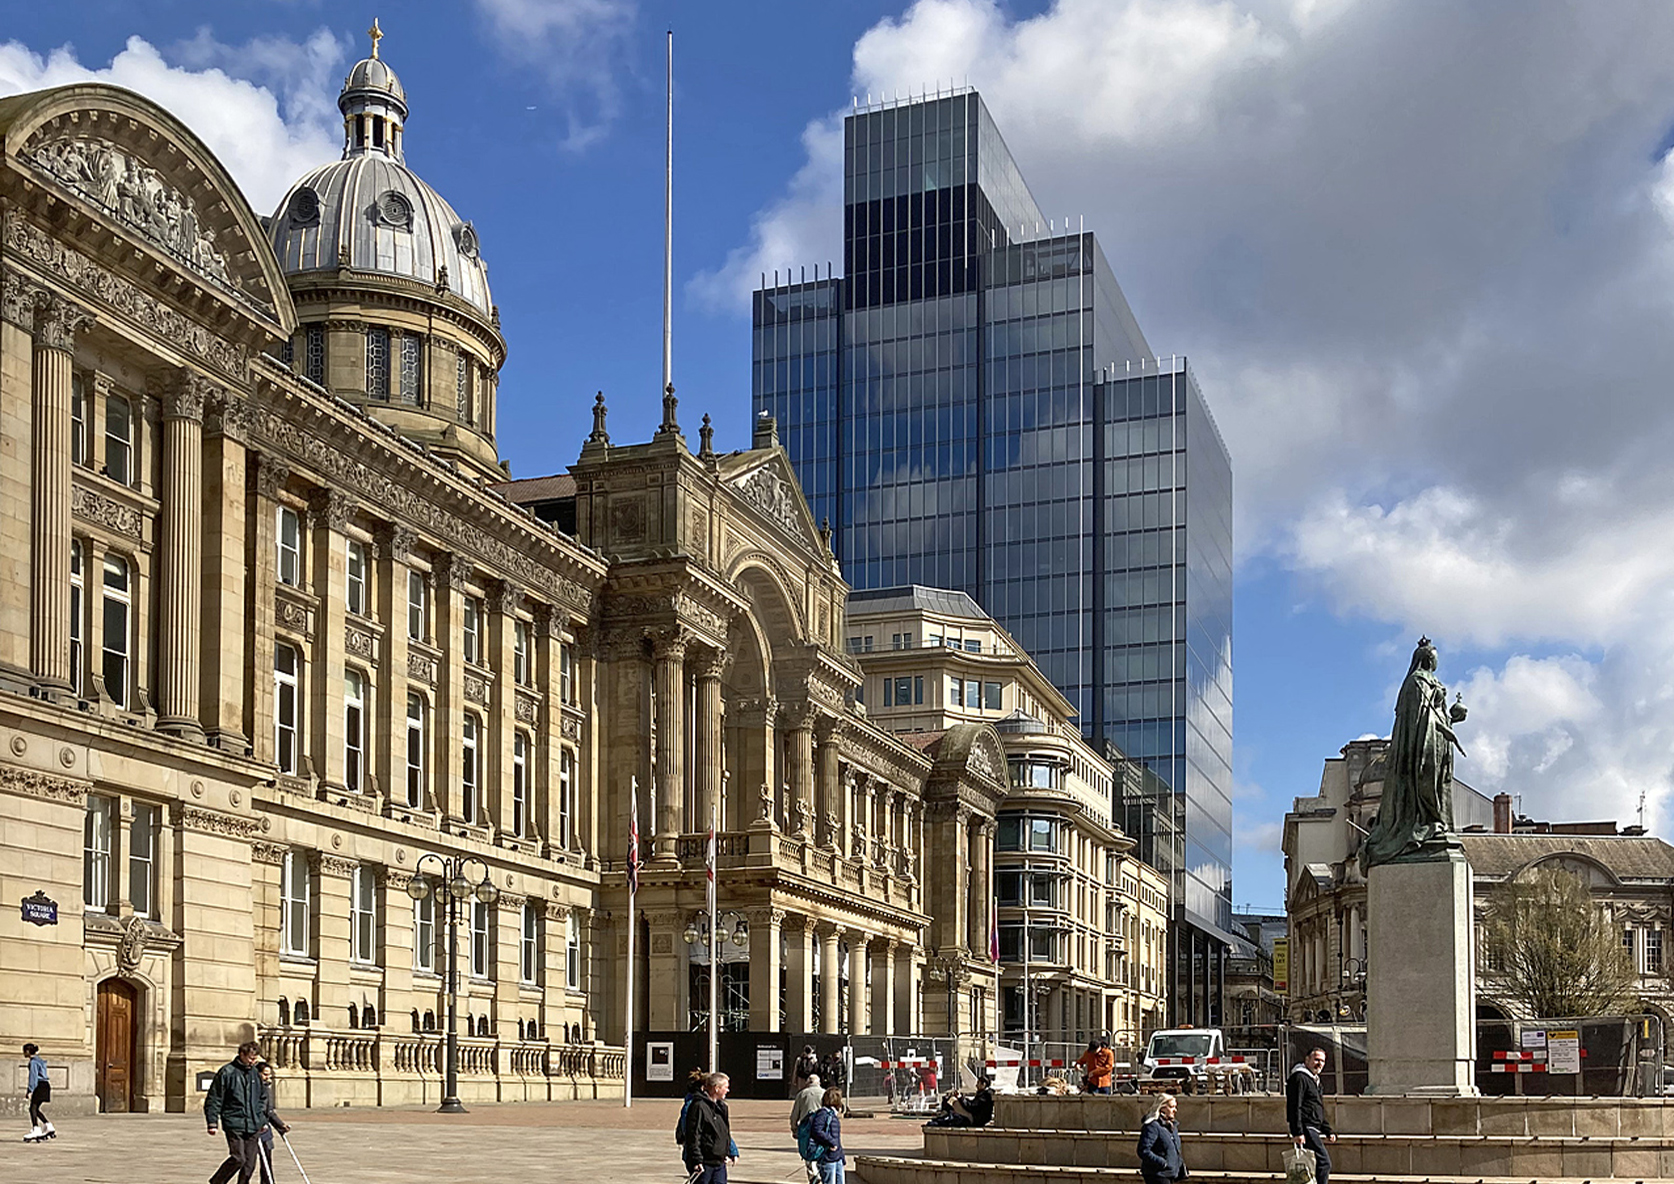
[1286,1048,1335,1184]
[205,1041,268,1184]
[683,1072,737,1184]
[1136,1094,1185,1183]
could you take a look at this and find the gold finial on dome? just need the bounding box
[368,17,384,60]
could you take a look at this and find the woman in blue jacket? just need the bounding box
[23,1043,53,1143]
[1136,1094,1185,1183]
[807,1086,847,1184]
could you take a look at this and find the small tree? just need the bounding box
[1482,866,1639,1017]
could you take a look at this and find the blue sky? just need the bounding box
[9,1,1674,916]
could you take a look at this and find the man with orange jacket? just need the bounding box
[1077,1033,1116,1094]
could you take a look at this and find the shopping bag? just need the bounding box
[1283,1144,1316,1184]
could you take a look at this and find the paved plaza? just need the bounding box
[0,1099,926,1184]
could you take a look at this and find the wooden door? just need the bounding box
[96,979,136,1113]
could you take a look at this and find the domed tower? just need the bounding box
[268,20,505,479]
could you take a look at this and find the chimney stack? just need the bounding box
[1493,793,1513,834]
[753,411,778,450]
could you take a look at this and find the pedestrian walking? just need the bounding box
[791,1045,819,1096]
[682,1071,737,1184]
[1136,1094,1186,1184]
[22,1043,53,1143]
[675,1067,710,1179]
[807,1087,848,1184]
[1286,1047,1336,1184]
[254,1061,290,1180]
[205,1040,271,1184]
[789,1073,824,1184]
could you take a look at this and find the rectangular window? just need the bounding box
[1029,874,1054,906]
[927,634,942,649]
[893,677,913,707]
[1029,818,1056,852]
[520,901,540,984]
[282,851,311,957]
[462,597,482,665]
[399,334,422,405]
[892,632,913,650]
[883,678,892,707]
[512,732,529,837]
[948,676,963,708]
[128,802,158,919]
[558,749,574,849]
[344,669,365,793]
[413,892,437,973]
[461,714,479,823]
[83,795,112,912]
[456,353,472,423]
[1649,929,1664,974]
[101,555,130,709]
[277,506,301,587]
[914,675,924,704]
[1624,927,1636,966]
[407,570,427,640]
[105,395,132,486]
[559,643,573,704]
[470,897,491,978]
[514,620,531,686]
[983,681,1003,711]
[305,325,325,385]
[366,327,390,400]
[997,816,1021,851]
[69,540,84,697]
[846,636,862,655]
[346,540,367,616]
[965,679,981,709]
[350,865,377,964]
[275,644,299,775]
[405,693,426,807]
[565,915,580,991]
[964,639,981,653]
[71,374,87,467]
[996,870,1022,905]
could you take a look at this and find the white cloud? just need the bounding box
[0,32,344,213]
[472,0,636,150]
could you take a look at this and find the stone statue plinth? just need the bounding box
[1366,844,1477,1095]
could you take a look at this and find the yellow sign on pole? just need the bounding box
[1272,938,1289,994]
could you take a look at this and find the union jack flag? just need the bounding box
[627,777,642,896]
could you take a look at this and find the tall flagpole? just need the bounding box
[662,29,674,395]
[624,776,639,1108]
[707,796,719,1074]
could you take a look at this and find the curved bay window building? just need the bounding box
[755,91,1234,1025]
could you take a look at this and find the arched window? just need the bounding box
[366,327,391,400]
[278,997,290,1027]
[461,713,480,823]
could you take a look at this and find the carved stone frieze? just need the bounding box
[178,805,263,839]
[3,215,252,379]
[315,854,358,876]
[275,597,311,636]
[24,135,241,293]
[0,766,89,805]
[407,650,437,685]
[463,672,489,705]
[558,714,582,742]
[345,623,376,661]
[515,691,540,725]
[250,842,287,865]
[71,483,144,540]
[731,465,802,537]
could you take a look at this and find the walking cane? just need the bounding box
[258,1138,276,1184]
[280,1133,314,1184]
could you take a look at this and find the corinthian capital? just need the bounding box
[35,293,94,351]
[310,488,357,533]
[1,271,42,328]
[161,370,217,423]
[253,454,292,499]
[647,626,688,662]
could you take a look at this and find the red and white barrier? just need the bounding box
[1151,1056,1248,1067]
[1488,1062,1547,1073]
[984,1058,1067,1069]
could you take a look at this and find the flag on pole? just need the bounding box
[705,816,717,916]
[627,777,642,896]
[990,896,1000,963]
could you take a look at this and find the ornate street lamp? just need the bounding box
[406,853,499,1113]
[686,909,749,1070]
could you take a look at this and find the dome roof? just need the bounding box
[267,21,491,316]
[269,157,492,314]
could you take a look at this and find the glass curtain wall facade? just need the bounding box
[753,91,1234,1025]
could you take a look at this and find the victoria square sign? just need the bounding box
[20,890,58,926]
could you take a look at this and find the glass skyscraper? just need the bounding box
[752,90,1233,1025]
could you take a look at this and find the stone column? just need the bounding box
[967,819,990,954]
[29,292,91,697]
[310,490,356,793]
[650,628,687,858]
[784,703,815,837]
[784,915,813,1034]
[817,922,841,1035]
[871,938,897,1036]
[894,944,917,1036]
[435,554,468,822]
[747,906,784,1032]
[815,719,841,850]
[847,929,869,1035]
[248,455,290,766]
[156,372,207,739]
[693,648,726,832]
[200,390,250,752]
[315,855,355,1029]
[0,275,41,685]
[377,525,414,810]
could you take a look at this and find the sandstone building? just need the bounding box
[0,43,1011,1114]
[845,586,1168,1054]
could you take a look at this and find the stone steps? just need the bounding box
[921,1125,1674,1178]
[853,1154,1664,1184]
